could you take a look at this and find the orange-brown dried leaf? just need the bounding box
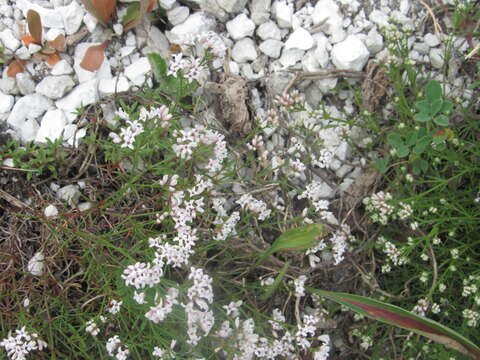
[21,34,38,47]
[27,9,43,44]
[7,60,27,78]
[92,0,117,24]
[47,34,66,52]
[80,42,108,71]
[46,52,61,66]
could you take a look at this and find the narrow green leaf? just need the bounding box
[262,224,328,258]
[122,2,140,29]
[260,261,290,301]
[147,53,167,80]
[425,80,442,102]
[311,289,480,360]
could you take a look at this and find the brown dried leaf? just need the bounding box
[27,9,42,44]
[47,34,66,52]
[80,0,117,26]
[7,60,26,78]
[46,53,61,66]
[21,34,38,47]
[80,42,108,71]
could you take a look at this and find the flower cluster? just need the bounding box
[463,309,480,327]
[109,106,173,149]
[236,194,271,221]
[294,275,308,298]
[185,267,215,345]
[168,53,205,83]
[85,316,106,337]
[377,236,407,273]
[106,335,130,360]
[0,327,47,360]
[363,191,413,225]
[145,287,179,324]
[172,125,228,174]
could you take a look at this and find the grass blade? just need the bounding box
[311,289,480,359]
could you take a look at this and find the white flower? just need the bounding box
[107,299,122,315]
[294,275,308,297]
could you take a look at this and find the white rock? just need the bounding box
[167,12,216,43]
[7,94,52,129]
[58,1,85,35]
[335,164,353,178]
[120,46,136,58]
[285,27,314,50]
[312,0,343,35]
[424,33,440,47]
[226,14,255,40]
[55,79,99,121]
[365,27,384,54]
[257,21,282,41]
[16,0,64,28]
[331,35,370,71]
[278,48,304,67]
[273,1,293,28]
[369,10,389,28]
[51,59,74,75]
[0,29,20,52]
[17,119,40,142]
[400,0,410,14]
[74,43,112,83]
[44,204,59,217]
[339,178,354,192]
[57,184,81,205]
[231,38,258,63]
[316,77,337,92]
[313,35,330,68]
[15,73,36,95]
[146,26,170,58]
[63,124,86,147]
[335,141,350,161]
[78,202,92,212]
[45,28,65,42]
[0,91,13,113]
[28,44,42,54]
[15,46,31,60]
[250,0,271,25]
[159,0,176,10]
[259,39,283,58]
[83,12,98,33]
[124,57,151,81]
[168,6,190,26]
[413,42,430,55]
[113,23,123,35]
[27,252,45,276]
[217,0,248,13]
[35,109,67,143]
[302,51,321,72]
[99,76,130,96]
[36,75,75,99]
[430,48,444,69]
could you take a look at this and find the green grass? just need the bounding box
[0,5,480,359]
